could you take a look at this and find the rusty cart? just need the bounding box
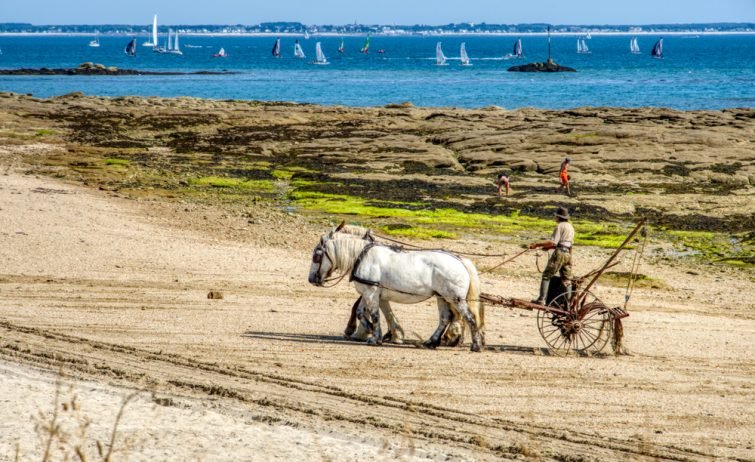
[481,219,647,355]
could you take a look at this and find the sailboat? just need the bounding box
[585,32,592,40]
[338,37,345,53]
[153,29,168,53]
[630,37,640,54]
[651,38,663,58]
[513,38,523,58]
[143,14,158,47]
[360,34,370,54]
[88,31,100,48]
[460,42,472,66]
[212,47,227,58]
[272,38,281,57]
[294,40,305,58]
[577,37,590,54]
[304,30,310,40]
[167,30,182,55]
[435,42,447,66]
[313,42,328,65]
[124,38,137,56]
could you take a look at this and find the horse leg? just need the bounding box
[350,296,372,342]
[361,288,382,346]
[343,296,362,338]
[439,299,465,347]
[424,297,453,349]
[380,300,404,344]
[454,299,483,352]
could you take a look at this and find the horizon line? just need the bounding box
[2,21,754,27]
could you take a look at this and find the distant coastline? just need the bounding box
[2,31,755,37]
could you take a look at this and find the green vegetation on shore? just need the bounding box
[289,190,631,248]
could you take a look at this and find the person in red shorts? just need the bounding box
[557,157,571,196]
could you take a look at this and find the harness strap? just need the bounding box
[349,242,378,284]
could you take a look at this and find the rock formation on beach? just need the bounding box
[0,92,751,260]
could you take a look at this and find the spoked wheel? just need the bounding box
[536,290,613,355]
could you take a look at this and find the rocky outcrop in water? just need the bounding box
[0,63,234,76]
[508,61,576,72]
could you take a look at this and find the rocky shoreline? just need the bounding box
[0,63,235,76]
[0,92,752,263]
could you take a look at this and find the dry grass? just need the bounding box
[33,369,139,462]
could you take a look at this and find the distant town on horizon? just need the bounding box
[1,21,753,35]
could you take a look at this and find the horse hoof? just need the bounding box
[422,341,438,350]
[366,338,382,346]
[470,343,482,352]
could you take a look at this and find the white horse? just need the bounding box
[330,225,468,346]
[308,234,485,351]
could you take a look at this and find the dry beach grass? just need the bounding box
[0,93,753,461]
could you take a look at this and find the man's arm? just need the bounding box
[529,240,555,250]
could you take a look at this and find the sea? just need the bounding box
[0,34,754,109]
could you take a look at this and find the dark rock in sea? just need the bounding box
[0,65,236,76]
[507,61,576,73]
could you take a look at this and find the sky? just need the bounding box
[2,0,754,25]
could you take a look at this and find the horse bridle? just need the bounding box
[313,239,345,287]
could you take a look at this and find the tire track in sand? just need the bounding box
[0,321,718,462]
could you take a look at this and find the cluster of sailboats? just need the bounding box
[108,15,667,62]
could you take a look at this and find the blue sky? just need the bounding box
[3,0,754,25]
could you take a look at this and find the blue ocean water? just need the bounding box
[0,34,753,109]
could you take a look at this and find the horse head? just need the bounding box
[308,237,335,286]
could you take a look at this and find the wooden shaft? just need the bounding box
[578,218,646,301]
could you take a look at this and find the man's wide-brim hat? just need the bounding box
[555,207,570,219]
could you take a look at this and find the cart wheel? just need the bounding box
[536,290,612,355]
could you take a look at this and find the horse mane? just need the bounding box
[336,224,372,238]
[326,237,368,273]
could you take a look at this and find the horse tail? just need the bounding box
[461,257,484,333]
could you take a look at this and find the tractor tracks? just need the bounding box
[0,320,719,462]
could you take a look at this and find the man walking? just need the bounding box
[529,206,574,305]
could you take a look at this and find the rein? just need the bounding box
[478,248,531,274]
[368,232,508,258]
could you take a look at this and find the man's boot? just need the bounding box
[532,279,550,305]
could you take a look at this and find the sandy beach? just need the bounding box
[0,93,753,461]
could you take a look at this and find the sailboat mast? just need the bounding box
[547,25,552,63]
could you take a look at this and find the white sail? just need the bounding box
[167,30,182,54]
[152,15,158,45]
[143,14,158,47]
[436,42,447,65]
[166,29,173,50]
[515,38,522,57]
[577,37,590,54]
[294,41,305,58]
[314,42,328,64]
[630,37,640,54]
[460,42,471,66]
